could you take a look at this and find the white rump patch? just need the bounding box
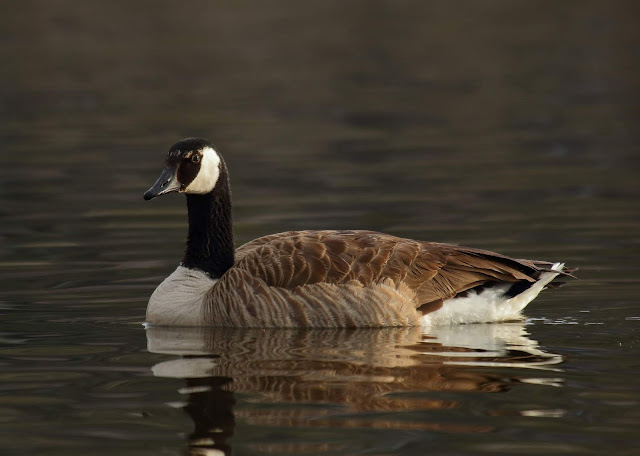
[422,263,564,326]
[146,265,218,326]
[184,146,221,194]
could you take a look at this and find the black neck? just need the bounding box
[182,164,234,278]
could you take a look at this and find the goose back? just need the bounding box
[201,230,559,327]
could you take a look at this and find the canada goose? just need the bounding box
[143,137,572,327]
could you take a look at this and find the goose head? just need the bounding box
[144,137,222,200]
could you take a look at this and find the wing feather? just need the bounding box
[232,230,546,309]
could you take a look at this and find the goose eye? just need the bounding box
[191,154,200,163]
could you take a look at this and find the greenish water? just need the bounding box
[1,1,639,455]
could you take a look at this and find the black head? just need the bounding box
[144,138,222,200]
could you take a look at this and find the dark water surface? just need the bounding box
[1,1,639,455]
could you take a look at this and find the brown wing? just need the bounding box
[232,230,552,309]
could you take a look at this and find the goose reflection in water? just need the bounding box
[146,323,562,455]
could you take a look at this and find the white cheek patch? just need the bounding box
[185,146,221,194]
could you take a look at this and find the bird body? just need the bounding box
[144,138,571,328]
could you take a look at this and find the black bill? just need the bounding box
[143,167,181,200]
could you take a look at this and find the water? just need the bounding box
[1,1,639,454]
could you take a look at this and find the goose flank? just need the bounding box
[143,138,573,327]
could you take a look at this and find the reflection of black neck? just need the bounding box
[182,163,234,278]
[184,376,235,455]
